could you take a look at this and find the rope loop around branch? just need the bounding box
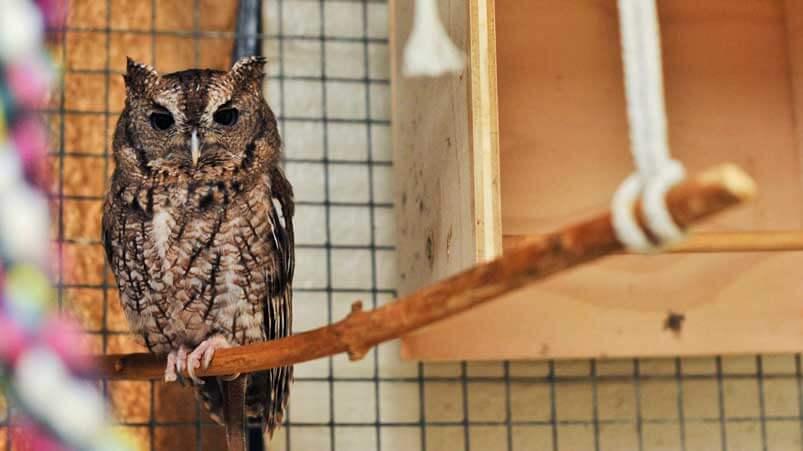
[612,160,687,253]
[643,160,686,244]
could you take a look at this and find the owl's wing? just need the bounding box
[252,166,295,436]
[264,165,294,331]
[101,195,116,268]
[269,165,294,285]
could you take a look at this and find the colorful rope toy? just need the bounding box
[0,1,137,450]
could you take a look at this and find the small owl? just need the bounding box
[102,56,294,446]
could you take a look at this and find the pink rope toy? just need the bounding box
[0,1,137,450]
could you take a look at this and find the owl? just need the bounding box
[102,56,294,446]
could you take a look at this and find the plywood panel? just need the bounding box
[391,0,502,296]
[402,0,803,360]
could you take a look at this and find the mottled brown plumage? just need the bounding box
[102,57,294,443]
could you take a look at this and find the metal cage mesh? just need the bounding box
[0,0,801,450]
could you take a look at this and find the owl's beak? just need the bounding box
[190,129,201,167]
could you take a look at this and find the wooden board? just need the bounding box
[402,0,803,361]
[391,0,502,297]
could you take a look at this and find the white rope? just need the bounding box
[643,160,686,242]
[403,0,465,77]
[613,0,686,252]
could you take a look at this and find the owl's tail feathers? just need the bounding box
[196,368,292,448]
[223,377,249,451]
[254,365,293,440]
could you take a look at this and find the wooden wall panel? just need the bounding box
[391,0,469,296]
[402,0,803,361]
[391,0,501,297]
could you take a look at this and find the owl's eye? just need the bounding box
[213,107,239,126]
[150,111,174,131]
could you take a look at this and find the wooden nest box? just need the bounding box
[391,0,803,361]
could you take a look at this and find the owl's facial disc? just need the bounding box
[116,58,277,179]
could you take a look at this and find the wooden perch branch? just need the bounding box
[96,163,755,381]
[504,230,803,253]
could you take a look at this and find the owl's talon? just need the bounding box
[188,357,204,385]
[186,335,232,385]
[202,349,215,369]
[175,346,188,373]
[174,364,187,386]
[175,345,190,385]
[165,346,192,384]
[164,350,178,382]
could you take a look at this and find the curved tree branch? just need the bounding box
[96,164,755,381]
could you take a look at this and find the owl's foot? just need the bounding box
[164,345,191,384]
[187,335,239,385]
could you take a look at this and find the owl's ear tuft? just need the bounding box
[230,56,267,91]
[124,57,159,95]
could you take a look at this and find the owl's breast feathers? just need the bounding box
[103,169,293,350]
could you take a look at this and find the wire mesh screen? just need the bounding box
[0,0,802,450]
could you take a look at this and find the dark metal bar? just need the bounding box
[233,0,263,60]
